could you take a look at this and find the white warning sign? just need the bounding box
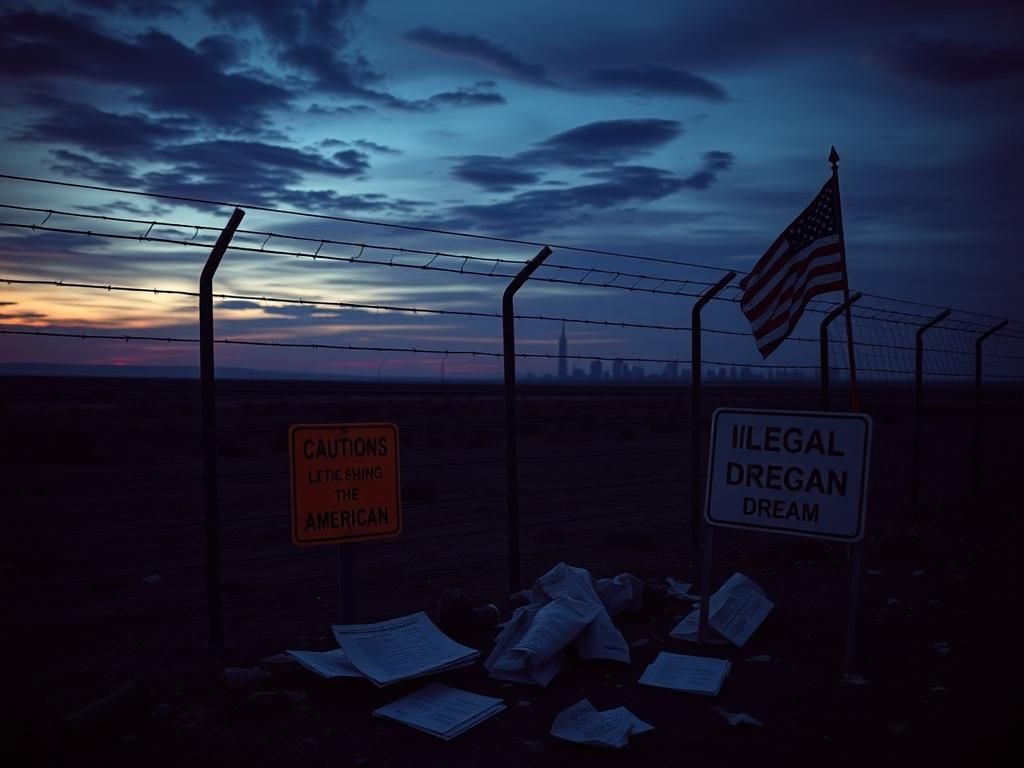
[704,408,872,542]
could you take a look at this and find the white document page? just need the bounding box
[531,562,602,604]
[286,648,364,678]
[332,611,479,686]
[713,706,763,727]
[711,585,774,647]
[551,698,653,748]
[665,577,696,600]
[485,604,564,687]
[670,572,771,646]
[530,563,630,663]
[603,706,655,736]
[373,683,505,740]
[510,595,599,663]
[669,608,730,644]
[638,652,731,695]
[487,604,536,674]
[594,573,645,616]
[575,610,631,663]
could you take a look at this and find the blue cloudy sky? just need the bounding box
[0,0,1021,378]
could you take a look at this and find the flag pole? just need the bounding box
[829,146,860,411]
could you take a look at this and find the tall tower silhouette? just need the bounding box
[558,321,567,379]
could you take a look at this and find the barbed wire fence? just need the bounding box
[1,176,1022,674]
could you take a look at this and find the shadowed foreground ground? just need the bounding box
[2,377,1020,766]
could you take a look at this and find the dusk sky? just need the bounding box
[1,1,1022,379]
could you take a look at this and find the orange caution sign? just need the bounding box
[289,423,401,545]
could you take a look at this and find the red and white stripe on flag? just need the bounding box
[740,177,847,358]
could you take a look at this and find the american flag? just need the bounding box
[740,177,847,358]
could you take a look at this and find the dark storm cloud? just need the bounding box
[448,165,697,236]
[72,0,181,17]
[879,39,1024,85]
[449,119,687,193]
[133,140,371,205]
[423,85,506,109]
[404,26,551,84]
[679,151,735,190]
[581,65,728,101]
[48,149,142,188]
[16,97,194,155]
[269,189,424,216]
[346,81,507,113]
[450,156,542,192]
[446,119,688,196]
[42,137,412,214]
[207,2,511,114]
[0,11,289,124]
[307,103,375,117]
[278,43,393,102]
[155,140,369,178]
[523,119,683,168]
[204,0,420,109]
[138,164,421,217]
[353,140,401,155]
[194,34,245,68]
[543,2,1022,78]
[205,0,366,48]
[313,138,398,153]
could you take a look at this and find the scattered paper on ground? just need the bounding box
[665,577,697,600]
[332,612,479,687]
[486,563,634,686]
[594,573,645,616]
[670,573,773,647]
[372,683,505,740]
[550,698,653,748]
[713,706,763,727]
[638,652,731,695]
[513,596,600,663]
[487,604,563,687]
[286,648,364,679]
[532,562,631,662]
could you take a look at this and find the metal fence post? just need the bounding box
[911,308,950,511]
[690,272,736,551]
[819,292,862,411]
[502,246,552,593]
[200,208,245,654]
[973,320,1008,494]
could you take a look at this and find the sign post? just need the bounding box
[289,423,401,623]
[701,408,872,669]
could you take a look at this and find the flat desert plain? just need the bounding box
[1,376,1021,767]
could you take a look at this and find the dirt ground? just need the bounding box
[2,377,1021,767]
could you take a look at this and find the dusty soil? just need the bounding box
[1,377,1021,767]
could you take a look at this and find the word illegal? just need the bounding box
[725,424,850,524]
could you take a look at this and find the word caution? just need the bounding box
[289,423,402,546]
